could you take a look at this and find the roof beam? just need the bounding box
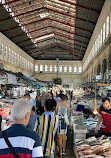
[74,39,88,45]
[14,26,89,39]
[27,41,73,50]
[55,32,89,40]
[55,42,84,52]
[55,38,86,49]
[0,6,45,22]
[52,0,100,14]
[56,33,87,44]
[38,42,84,54]
[38,37,86,49]
[11,25,74,39]
[2,18,48,33]
[57,46,84,56]
[32,43,56,58]
[16,29,89,45]
[29,42,84,57]
[22,37,55,49]
[56,45,84,57]
[16,32,54,44]
[46,7,95,24]
[0,6,95,25]
[35,45,83,59]
[10,24,92,39]
[2,17,92,33]
[2,0,100,15]
[2,0,20,5]
[24,37,86,52]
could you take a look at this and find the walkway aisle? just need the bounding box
[64,126,76,158]
[54,126,76,158]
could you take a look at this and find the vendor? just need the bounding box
[95,97,111,137]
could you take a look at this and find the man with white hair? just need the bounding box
[0,98,43,158]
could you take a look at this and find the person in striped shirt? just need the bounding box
[0,98,43,158]
[35,99,62,158]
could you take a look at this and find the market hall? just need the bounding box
[1,0,111,157]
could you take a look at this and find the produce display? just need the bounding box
[0,99,14,130]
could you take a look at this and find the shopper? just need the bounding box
[58,106,67,156]
[95,97,111,137]
[35,94,41,108]
[0,98,43,158]
[54,92,62,104]
[27,106,38,130]
[36,94,44,115]
[23,93,36,108]
[35,99,62,158]
[56,95,69,125]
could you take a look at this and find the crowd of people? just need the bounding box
[1,89,111,158]
[0,90,71,158]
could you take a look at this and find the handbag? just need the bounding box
[2,130,20,158]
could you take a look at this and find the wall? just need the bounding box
[0,33,83,88]
[82,0,111,82]
[34,73,83,89]
[0,32,34,75]
[34,60,83,89]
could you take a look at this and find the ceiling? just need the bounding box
[0,0,105,60]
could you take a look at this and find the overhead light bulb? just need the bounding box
[93,109,98,115]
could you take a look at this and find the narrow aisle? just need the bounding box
[54,126,75,158]
[64,126,76,158]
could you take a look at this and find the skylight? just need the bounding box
[39,12,49,18]
[35,33,55,41]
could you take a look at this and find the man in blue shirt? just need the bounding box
[23,93,36,108]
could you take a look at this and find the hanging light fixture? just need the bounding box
[93,81,98,115]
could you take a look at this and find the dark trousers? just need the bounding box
[96,128,111,137]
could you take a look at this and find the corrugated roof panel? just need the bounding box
[0,0,105,60]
